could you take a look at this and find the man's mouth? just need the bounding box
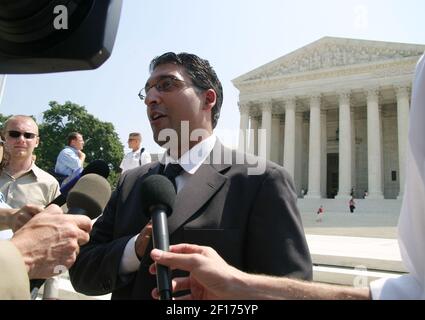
[150,111,167,122]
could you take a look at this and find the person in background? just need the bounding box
[0,125,92,300]
[54,132,85,184]
[119,132,151,173]
[316,205,324,223]
[0,115,60,208]
[349,197,356,213]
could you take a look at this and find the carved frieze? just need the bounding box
[246,42,423,81]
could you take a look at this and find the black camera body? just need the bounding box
[0,0,122,73]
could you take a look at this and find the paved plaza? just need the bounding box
[302,210,399,239]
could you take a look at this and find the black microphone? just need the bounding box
[50,159,110,207]
[140,175,176,300]
[30,173,112,298]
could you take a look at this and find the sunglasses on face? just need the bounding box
[7,130,37,139]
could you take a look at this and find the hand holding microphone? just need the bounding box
[29,173,112,297]
[140,175,176,300]
[11,205,93,280]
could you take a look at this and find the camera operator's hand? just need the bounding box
[9,204,44,232]
[10,204,92,279]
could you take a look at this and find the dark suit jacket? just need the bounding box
[69,141,312,299]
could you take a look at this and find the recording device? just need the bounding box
[0,0,123,73]
[140,175,176,300]
[30,173,112,298]
[50,159,110,207]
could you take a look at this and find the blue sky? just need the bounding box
[1,0,425,154]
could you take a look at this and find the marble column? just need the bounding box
[248,115,259,156]
[320,110,327,198]
[283,98,296,179]
[294,112,304,195]
[271,115,281,163]
[260,101,272,160]
[396,86,410,199]
[238,103,250,153]
[351,108,356,197]
[366,89,384,199]
[306,95,322,199]
[336,92,353,199]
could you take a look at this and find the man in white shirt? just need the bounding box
[119,132,151,173]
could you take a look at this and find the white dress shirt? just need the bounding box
[119,134,217,275]
[120,147,151,173]
[370,53,425,299]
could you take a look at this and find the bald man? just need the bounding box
[0,115,59,208]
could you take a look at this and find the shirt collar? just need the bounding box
[3,161,39,181]
[66,145,79,153]
[29,162,43,180]
[160,134,217,175]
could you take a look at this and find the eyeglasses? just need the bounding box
[7,130,37,139]
[138,75,188,101]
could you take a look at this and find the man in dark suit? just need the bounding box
[69,52,312,299]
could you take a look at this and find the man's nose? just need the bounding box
[15,135,26,142]
[144,88,162,108]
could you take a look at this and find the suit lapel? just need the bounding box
[148,162,163,175]
[167,140,231,235]
[167,163,227,235]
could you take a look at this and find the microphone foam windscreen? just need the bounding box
[66,173,111,219]
[140,174,176,217]
[83,159,110,178]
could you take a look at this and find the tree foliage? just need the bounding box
[36,101,124,186]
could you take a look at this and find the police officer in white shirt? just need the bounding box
[119,132,151,173]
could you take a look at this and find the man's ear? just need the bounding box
[35,136,40,148]
[203,89,217,111]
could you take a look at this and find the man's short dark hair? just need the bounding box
[67,132,81,145]
[149,52,223,129]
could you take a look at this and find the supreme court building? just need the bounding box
[233,37,424,200]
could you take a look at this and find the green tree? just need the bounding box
[0,113,12,134]
[36,101,124,187]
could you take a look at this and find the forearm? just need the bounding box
[239,274,371,300]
